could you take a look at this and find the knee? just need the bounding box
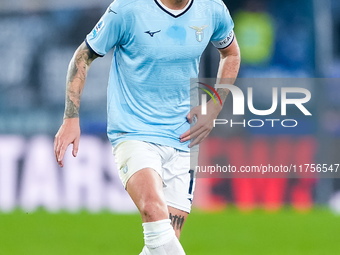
[140,199,168,222]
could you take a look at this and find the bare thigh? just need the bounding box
[126,168,169,223]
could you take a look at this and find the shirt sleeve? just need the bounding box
[85,1,125,57]
[211,1,235,49]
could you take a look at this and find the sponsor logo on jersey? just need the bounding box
[92,19,104,38]
[189,25,208,42]
[144,30,161,37]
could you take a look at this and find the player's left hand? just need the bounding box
[180,102,221,147]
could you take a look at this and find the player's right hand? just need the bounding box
[54,118,81,168]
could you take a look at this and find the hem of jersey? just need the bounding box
[211,32,235,49]
[110,135,191,152]
[85,38,104,57]
[153,0,194,18]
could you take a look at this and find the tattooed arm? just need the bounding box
[180,37,241,147]
[214,37,241,107]
[54,42,98,167]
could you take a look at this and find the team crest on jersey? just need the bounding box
[92,19,105,38]
[189,25,208,42]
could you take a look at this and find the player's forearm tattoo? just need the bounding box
[215,88,229,107]
[64,95,79,118]
[169,213,185,230]
[64,44,96,119]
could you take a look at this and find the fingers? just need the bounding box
[185,125,208,146]
[54,119,81,167]
[54,135,62,167]
[181,111,214,146]
[187,126,204,143]
[54,134,79,167]
[180,123,210,145]
[180,130,190,142]
[186,106,200,124]
[189,130,209,148]
[57,144,67,168]
[72,137,79,157]
[180,123,201,143]
[54,136,58,162]
[54,135,66,168]
[181,107,201,142]
[186,112,193,124]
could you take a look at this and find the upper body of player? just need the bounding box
[85,0,235,152]
[54,0,240,167]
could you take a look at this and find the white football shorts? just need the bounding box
[113,140,198,213]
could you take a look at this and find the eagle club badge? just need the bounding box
[190,25,208,42]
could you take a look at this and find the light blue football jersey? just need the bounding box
[85,0,234,152]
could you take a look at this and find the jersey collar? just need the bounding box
[154,0,194,18]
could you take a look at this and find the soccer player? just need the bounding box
[54,0,240,254]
